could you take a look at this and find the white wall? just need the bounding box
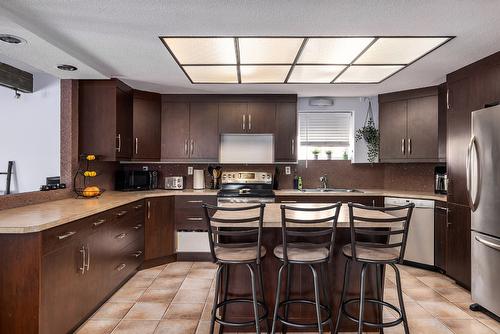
[0,73,60,194]
[298,96,379,164]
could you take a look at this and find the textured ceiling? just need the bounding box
[0,0,499,96]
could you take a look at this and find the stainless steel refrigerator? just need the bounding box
[468,104,500,317]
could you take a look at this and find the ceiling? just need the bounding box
[0,0,499,96]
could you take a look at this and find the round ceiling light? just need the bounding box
[57,64,78,71]
[0,34,26,45]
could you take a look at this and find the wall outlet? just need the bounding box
[285,166,291,175]
[142,166,149,171]
[187,166,194,175]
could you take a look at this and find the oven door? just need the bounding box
[217,196,275,206]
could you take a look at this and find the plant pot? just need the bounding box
[314,154,319,160]
[326,153,332,160]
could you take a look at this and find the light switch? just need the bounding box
[188,166,194,175]
[285,166,291,175]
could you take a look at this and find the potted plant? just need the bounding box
[312,148,321,160]
[355,100,379,163]
[343,150,349,160]
[325,150,332,160]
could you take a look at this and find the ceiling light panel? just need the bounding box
[183,66,238,83]
[355,37,449,65]
[335,65,404,83]
[288,65,346,83]
[238,38,303,64]
[163,37,236,64]
[298,38,374,64]
[240,65,290,83]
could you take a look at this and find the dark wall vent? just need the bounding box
[0,62,33,93]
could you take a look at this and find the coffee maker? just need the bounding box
[434,166,448,194]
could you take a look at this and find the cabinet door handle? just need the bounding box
[242,114,246,131]
[401,138,406,155]
[184,139,188,156]
[291,139,295,156]
[116,233,127,239]
[79,246,86,275]
[187,200,203,203]
[116,263,126,272]
[57,231,76,240]
[147,201,151,219]
[116,210,128,217]
[280,200,297,203]
[116,134,121,153]
[133,224,143,230]
[248,114,252,131]
[190,139,194,156]
[93,219,106,227]
[132,250,143,258]
[133,204,143,210]
[408,138,412,155]
[187,217,203,221]
[446,89,451,110]
[135,137,139,155]
[85,244,90,272]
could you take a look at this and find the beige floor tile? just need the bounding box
[163,303,205,319]
[110,287,146,302]
[76,319,119,334]
[155,319,198,334]
[172,288,210,304]
[442,319,496,334]
[408,318,454,333]
[385,279,396,288]
[138,288,177,303]
[479,318,500,333]
[434,286,473,303]
[167,261,194,270]
[122,276,156,289]
[417,300,473,319]
[180,277,213,290]
[455,303,492,320]
[403,287,448,302]
[191,262,217,269]
[112,320,159,334]
[93,302,134,319]
[400,301,434,319]
[187,268,217,279]
[201,303,212,321]
[135,265,166,278]
[399,265,442,278]
[194,320,220,334]
[124,303,168,320]
[149,276,185,289]
[417,275,456,288]
[159,263,192,277]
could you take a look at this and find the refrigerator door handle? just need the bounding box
[466,136,480,212]
[475,235,500,252]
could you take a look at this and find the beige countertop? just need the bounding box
[0,188,444,234]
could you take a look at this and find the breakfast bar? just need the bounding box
[213,203,401,332]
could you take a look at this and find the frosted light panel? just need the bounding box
[298,38,374,64]
[163,38,236,64]
[183,66,238,83]
[239,38,303,64]
[288,65,346,83]
[240,65,290,83]
[335,65,403,83]
[355,37,449,64]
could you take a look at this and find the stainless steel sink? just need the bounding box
[301,188,363,193]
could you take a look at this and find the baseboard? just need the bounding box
[402,260,439,272]
[140,254,177,269]
[176,252,213,261]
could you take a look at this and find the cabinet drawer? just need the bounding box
[111,238,144,282]
[175,196,215,229]
[175,195,216,210]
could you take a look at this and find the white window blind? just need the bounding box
[299,112,352,147]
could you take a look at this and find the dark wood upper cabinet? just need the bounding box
[219,102,276,134]
[379,86,443,163]
[132,90,161,160]
[161,102,190,160]
[145,197,175,260]
[247,102,276,133]
[218,102,248,133]
[275,103,297,162]
[189,103,219,160]
[79,79,133,161]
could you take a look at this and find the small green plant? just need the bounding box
[312,148,321,159]
[325,150,332,160]
[343,150,349,160]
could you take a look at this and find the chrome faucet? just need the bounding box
[319,175,328,190]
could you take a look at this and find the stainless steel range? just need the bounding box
[217,171,275,205]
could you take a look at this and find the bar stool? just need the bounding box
[271,202,342,334]
[202,203,270,334]
[334,202,415,334]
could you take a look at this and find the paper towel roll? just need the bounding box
[193,169,205,189]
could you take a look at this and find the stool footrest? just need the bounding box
[214,297,268,328]
[341,298,403,328]
[276,298,332,329]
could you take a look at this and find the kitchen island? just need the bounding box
[213,203,400,332]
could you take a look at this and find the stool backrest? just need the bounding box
[347,202,414,263]
[280,202,342,263]
[202,203,265,263]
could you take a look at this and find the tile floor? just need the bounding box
[75,262,499,334]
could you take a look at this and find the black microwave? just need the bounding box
[115,170,158,191]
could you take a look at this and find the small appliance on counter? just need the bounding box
[165,176,184,190]
[115,170,158,191]
[434,166,448,194]
[193,169,205,189]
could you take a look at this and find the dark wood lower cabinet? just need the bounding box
[145,196,175,260]
[445,202,471,289]
[276,195,384,207]
[434,202,448,272]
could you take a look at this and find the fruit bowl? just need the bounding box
[74,187,105,199]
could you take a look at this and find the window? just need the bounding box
[298,111,352,160]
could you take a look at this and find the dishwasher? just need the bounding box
[385,197,435,267]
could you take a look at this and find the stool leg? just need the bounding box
[257,263,270,334]
[391,263,410,334]
[358,263,368,334]
[320,262,334,332]
[334,259,351,334]
[271,264,286,334]
[376,264,384,334]
[210,264,224,334]
[309,264,324,334]
[247,263,261,334]
[218,264,229,334]
[282,264,292,334]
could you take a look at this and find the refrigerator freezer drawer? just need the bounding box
[471,231,500,317]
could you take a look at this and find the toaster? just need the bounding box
[165,176,184,190]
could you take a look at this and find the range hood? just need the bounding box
[219,134,274,163]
